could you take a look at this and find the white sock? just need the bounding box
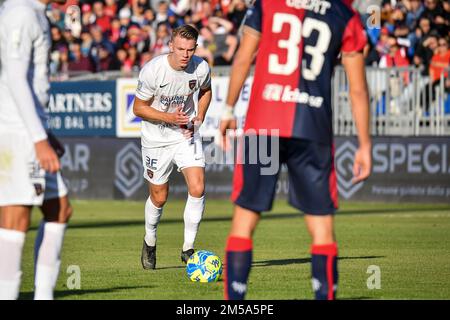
[0,228,26,300]
[144,197,163,247]
[34,221,66,300]
[183,194,205,251]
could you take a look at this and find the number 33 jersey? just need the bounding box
[243,0,367,145]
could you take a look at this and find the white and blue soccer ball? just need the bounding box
[186,250,223,282]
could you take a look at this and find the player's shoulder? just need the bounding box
[190,55,211,74]
[1,0,38,22]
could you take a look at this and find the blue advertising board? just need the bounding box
[47,81,116,136]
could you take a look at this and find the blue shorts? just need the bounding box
[232,135,338,215]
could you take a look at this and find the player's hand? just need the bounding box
[352,144,372,184]
[167,107,189,126]
[218,105,237,150]
[35,139,60,173]
[181,116,203,139]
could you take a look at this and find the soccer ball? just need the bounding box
[186,250,223,282]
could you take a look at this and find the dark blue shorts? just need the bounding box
[232,135,338,215]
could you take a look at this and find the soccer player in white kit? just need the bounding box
[0,0,72,300]
[133,24,212,269]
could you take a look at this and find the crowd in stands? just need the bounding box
[354,0,449,88]
[48,0,247,79]
[47,0,449,84]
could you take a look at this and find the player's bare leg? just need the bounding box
[33,196,72,300]
[180,166,205,262]
[225,205,260,300]
[0,206,31,299]
[141,182,167,270]
[305,214,338,300]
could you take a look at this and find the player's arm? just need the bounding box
[133,96,189,126]
[196,86,212,123]
[4,9,59,173]
[219,27,260,135]
[342,52,372,183]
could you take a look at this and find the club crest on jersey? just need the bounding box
[189,80,196,89]
[147,169,154,179]
[34,183,44,196]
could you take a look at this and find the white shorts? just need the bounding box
[0,130,68,206]
[142,138,205,185]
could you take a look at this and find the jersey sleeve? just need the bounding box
[4,8,39,62]
[135,63,156,101]
[243,0,262,33]
[341,13,367,53]
[2,7,47,143]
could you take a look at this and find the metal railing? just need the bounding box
[52,65,449,136]
[333,66,450,136]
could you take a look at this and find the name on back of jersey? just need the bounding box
[286,0,331,15]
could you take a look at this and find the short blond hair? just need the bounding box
[171,24,199,42]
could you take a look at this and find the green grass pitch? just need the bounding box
[18,200,450,300]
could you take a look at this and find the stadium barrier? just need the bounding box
[59,136,450,203]
[50,66,449,203]
[333,66,450,136]
[49,66,449,137]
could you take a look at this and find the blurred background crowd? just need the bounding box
[45,0,449,82]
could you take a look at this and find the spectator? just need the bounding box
[104,0,118,18]
[68,41,95,73]
[109,48,129,71]
[406,0,425,27]
[150,22,171,57]
[98,44,114,71]
[81,3,96,27]
[202,16,238,65]
[420,0,445,21]
[155,0,170,24]
[379,34,410,68]
[89,25,114,72]
[93,0,112,33]
[80,27,93,57]
[414,32,439,75]
[429,36,450,85]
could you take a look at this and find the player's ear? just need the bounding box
[168,40,174,52]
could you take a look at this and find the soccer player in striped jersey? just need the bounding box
[219,0,372,300]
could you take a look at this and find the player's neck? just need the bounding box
[167,53,188,72]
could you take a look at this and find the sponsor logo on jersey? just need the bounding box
[262,83,324,108]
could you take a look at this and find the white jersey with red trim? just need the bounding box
[135,54,211,148]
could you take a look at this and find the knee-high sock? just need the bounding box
[0,228,26,300]
[224,236,253,300]
[144,197,163,247]
[183,194,205,251]
[34,221,66,300]
[311,243,338,300]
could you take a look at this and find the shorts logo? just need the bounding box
[114,143,143,198]
[147,169,154,179]
[189,80,196,90]
[145,157,158,170]
[335,141,364,199]
[34,183,44,196]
